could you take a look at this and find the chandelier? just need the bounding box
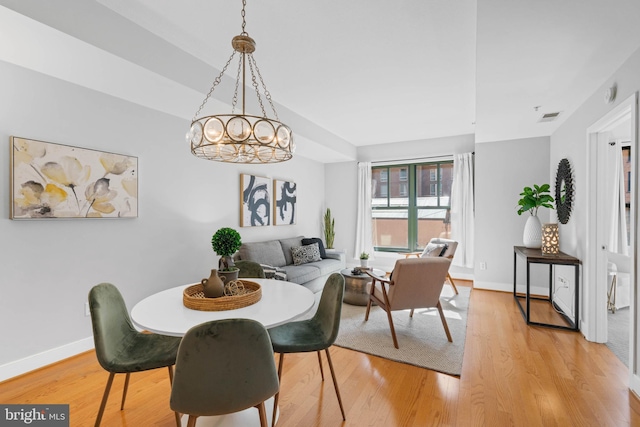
[185,0,294,163]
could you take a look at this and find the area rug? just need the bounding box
[334,285,470,376]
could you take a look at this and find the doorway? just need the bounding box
[586,93,638,391]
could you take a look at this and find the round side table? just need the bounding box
[340,268,385,306]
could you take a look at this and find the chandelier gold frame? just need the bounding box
[186,0,294,163]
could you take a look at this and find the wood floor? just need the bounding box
[2,282,640,426]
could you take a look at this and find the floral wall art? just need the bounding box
[10,136,138,219]
[274,179,297,225]
[240,174,270,227]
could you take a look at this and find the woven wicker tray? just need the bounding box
[183,280,262,311]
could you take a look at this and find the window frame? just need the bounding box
[372,160,453,253]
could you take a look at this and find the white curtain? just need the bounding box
[355,162,374,259]
[608,145,629,256]
[451,153,474,268]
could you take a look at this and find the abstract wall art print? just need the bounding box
[273,179,297,225]
[240,174,271,227]
[10,136,138,219]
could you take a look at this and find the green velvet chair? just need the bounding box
[88,283,182,427]
[235,260,266,278]
[170,319,279,427]
[268,273,346,425]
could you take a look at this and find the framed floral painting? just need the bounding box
[10,136,138,219]
[240,174,270,227]
[273,179,297,225]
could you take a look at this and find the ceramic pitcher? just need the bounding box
[201,269,225,298]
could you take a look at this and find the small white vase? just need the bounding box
[360,259,369,268]
[523,215,542,248]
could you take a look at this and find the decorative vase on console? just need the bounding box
[516,183,555,249]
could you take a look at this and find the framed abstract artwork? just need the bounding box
[240,174,271,227]
[273,179,297,225]
[10,136,138,219]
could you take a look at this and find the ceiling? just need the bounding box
[1,0,640,161]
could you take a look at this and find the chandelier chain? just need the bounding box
[231,55,242,114]
[247,54,268,118]
[241,0,247,35]
[251,55,280,121]
[191,50,237,122]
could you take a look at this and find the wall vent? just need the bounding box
[539,112,561,122]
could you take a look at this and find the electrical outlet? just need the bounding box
[480,262,487,270]
[84,302,90,317]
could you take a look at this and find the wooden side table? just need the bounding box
[513,246,581,331]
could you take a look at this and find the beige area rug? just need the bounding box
[334,285,470,377]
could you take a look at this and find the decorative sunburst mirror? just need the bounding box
[555,158,574,224]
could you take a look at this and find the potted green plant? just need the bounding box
[323,208,335,249]
[516,184,554,248]
[211,227,242,284]
[359,251,369,268]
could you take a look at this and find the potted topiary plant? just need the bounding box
[516,184,554,248]
[359,251,369,268]
[211,227,242,284]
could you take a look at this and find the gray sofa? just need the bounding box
[234,236,345,293]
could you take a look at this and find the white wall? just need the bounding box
[325,135,476,274]
[474,136,551,290]
[0,61,326,379]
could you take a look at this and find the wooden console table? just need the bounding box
[513,246,581,331]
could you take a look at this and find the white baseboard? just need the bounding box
[0,337,94,382]
[473,281,548,296]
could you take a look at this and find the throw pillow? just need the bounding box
[301,237,327,258]
[291,243,322,266]
[420,242,448,258]
[259,264,288,281]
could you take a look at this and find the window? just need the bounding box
[372,160,453,252]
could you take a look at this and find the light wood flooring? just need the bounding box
[1,282,640,426]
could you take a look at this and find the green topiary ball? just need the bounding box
[211,227,242,257]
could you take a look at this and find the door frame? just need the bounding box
[586,93,638,389]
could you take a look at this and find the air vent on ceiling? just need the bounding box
[539,112,561,122]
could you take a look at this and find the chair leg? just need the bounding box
[364,297,372,321]
[168,366,181,427]
[317,351,325,381]
[120,373,130,410]
[447,273,459,295]
[384,307,399,349]
[95,372,115,427]
[186,415,198,427]
[272,353,285,427]
[324,348,346,421]
[256,401,269,427]
[409,308,415,318]
[437,301,453,342]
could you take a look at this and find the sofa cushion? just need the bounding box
[291,243,322,265]
[279,236,304,265]
[282,264,321,284]
[302,237,327,258]
[306,258,343,275]
[238,240,287,267]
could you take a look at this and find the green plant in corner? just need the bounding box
[323,208,335,249]
[211,227,242,271]
[360,252,369,260]
[516,184,554,216]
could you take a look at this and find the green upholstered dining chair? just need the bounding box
[235,260,266,278]
[88,283,182,427]
[268,273,346,426]
[170,319,279,427]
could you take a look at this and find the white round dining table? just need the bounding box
[131,279,315,336]
[130,279,315,427]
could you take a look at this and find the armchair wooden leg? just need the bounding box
[447,273,459,295]
[317,351,325,381]
[95,372,115,427]
[364,297,373,321]
[186,415,198,427]
[324,349,346,421]
[272,354,285,427]
[409,309,415,317]
[437,301,453,342]
[384,307,399,349]
[120,373,130,410]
